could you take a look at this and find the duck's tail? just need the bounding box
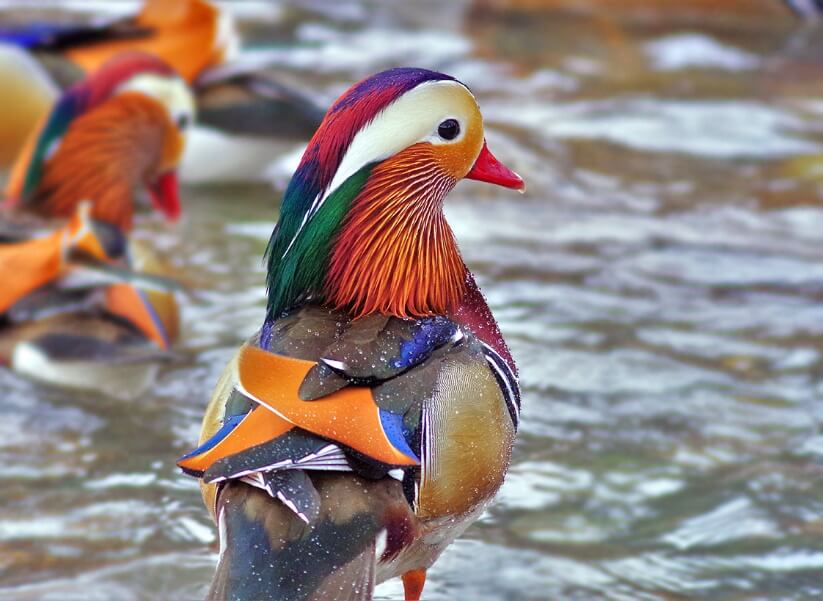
[209,475,410,601]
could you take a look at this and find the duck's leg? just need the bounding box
[402,569,426,601]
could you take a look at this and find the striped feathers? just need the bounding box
[5,53,191,230]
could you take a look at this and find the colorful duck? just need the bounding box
[4,51,194,231]
[0,52,192,393]
[178,68,524,600]
[0,0,323,178]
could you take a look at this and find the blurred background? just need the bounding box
[1,0,823,599]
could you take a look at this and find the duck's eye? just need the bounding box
[438,119,460,141]
[177,114,190,130]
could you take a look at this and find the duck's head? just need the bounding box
[113,56,196,221]
[266,67,523,320]
[7,52,195,230]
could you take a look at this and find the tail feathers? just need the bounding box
[209,474,409,601]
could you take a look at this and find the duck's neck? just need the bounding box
[450,273,515,372]
[325,148,466,318]
[266,146,468,320]
[264,149,515,372]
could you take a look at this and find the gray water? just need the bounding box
[1,1,823,599]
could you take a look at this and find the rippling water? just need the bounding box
[2,1,823,599]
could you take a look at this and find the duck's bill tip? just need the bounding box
[148,171,182,221]
[465,141,525,192]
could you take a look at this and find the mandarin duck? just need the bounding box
[0,52,192,393]
[177,68,524,600]
[0,0,324,177]
[4,51,194,231]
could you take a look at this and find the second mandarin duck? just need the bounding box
[177,67,524,600]
[4,51,195,231]
[0,203,179,395]
[0,52,193,393]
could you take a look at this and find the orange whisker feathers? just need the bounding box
[27,92,174,231]
[325,144,467,319]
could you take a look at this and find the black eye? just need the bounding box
[438,119,460,140]
[177,114,190,130]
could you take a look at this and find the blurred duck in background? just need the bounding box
[0,0,324,182]
[178,68,524,601]
[0,52,193,396]
[5,52,193,230]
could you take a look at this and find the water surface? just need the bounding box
[1,1,823,599]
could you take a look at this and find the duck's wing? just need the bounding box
[178,310,466,489]
[0,208,125,313]
[178,306,515,600]
[0,206,177,351]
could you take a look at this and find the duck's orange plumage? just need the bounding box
[4,52,192,232]
[104,284,173,350]
[236,346,419,466]
[326,144,466,319]
[66,0,227,82]
[12,93,180,231]
[0,205,108,314]
[0,227,65,314]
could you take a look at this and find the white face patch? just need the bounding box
[117,73,197,135]
[321,80,479,206]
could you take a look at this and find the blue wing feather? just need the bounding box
[389,316,459,371]
[177,413,246,469]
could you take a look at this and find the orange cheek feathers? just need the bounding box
[159,125,186,174]
[432,115,484,180]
